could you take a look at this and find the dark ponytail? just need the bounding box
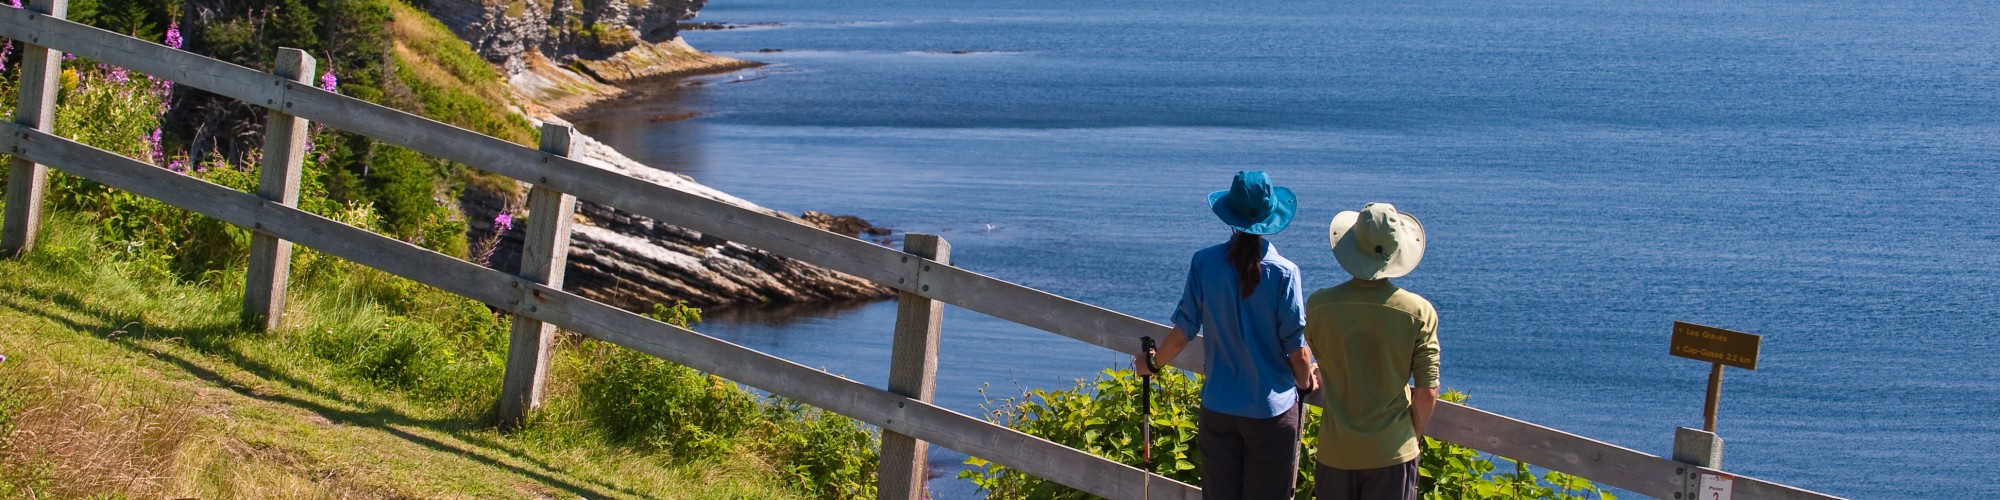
[1226,231,1263,298]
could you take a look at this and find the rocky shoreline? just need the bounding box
[459,112,897,311]
[422,0,897,311]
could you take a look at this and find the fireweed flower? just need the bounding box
[0,41,13,73]
[495,212,513,231]
[144,128,163,163]
[319,70,337,93]
[7,0,17,9]
[107,66,129,84]
[166,159,184,173]
[165,21,182,50]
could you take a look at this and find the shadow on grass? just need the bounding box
[0,283,649,499]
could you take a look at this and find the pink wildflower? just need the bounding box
[166,159,185,173]
[165,21,182,50]
[107,66,129,84]
[1,41,13,73]
[494,212,513,231]
[144,128,163,163]
[7,0,17,9]
[318,70,337,93]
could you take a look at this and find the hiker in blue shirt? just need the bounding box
[1138,171,1320,499]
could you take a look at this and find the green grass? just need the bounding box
[0,210,807,499]
[386,0,537,147]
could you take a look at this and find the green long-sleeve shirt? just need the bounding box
[1305,278,1440,470]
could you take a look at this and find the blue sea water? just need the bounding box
[568,0,2000,498]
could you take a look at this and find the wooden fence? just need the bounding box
[0,5,1846,499]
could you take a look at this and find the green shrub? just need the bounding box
[757,398,880,499]
[963,369,1615,500]
[563,302,880,499]
[579,342,765,459]
[579,22,639,51]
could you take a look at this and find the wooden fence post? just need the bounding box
[496,123,577,431]
[879,233,949,500]
[1672,426,1723,499]
[242,48,315,331]
[1672,426,1723,468]
[0,0,66,259]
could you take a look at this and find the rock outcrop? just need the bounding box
[462,119,894,311]
[422,0,887,311]
[416,0,753,112]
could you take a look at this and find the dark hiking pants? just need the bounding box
[1197,403,1302,500]
[1314,458,1419,500]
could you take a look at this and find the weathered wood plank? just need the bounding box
[0,123,519,311]
[879,234,950,500]
[1728,470,1850,500]
[0,0,65,259]
[1430,401,1688,499]
[1428,400,1845,499]
[915,262,1210,374]
[516,280,1202,500]
[0,8,285,108]
[497,123,578,431]
[274,86,920,291]
[242,47,315,331]
[0,123,1202,500]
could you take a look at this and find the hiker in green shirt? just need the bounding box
[1306,203,1438,500]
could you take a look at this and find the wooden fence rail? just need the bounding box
[0,121,1201,500]
[0,7,1846,500]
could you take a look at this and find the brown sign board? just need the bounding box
[1670,321,1761,370]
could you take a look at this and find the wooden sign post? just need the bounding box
[1669,321,1761,432]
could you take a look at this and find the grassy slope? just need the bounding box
[385,0,535,199]
[0,210,802,499]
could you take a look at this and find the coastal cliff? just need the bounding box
[405,0,889,310]
[416,0,755,112]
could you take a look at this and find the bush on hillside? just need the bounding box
[963,369,1616,500]
[569,302,882,499]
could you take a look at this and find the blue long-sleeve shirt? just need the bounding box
[1171,240,1307,419]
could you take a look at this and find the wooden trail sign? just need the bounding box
[1671,322,1761,370]
[1669,321,1761,432]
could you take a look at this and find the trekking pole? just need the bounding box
[1140,336,1159,476]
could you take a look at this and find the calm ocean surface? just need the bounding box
[569,0,2000,497]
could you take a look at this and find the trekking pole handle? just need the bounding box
[1141,336,1159,373]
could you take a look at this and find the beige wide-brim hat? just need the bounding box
[1329,203,1426,280]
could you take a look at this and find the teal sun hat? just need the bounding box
[1208,171,1297,235]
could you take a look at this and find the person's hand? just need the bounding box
[1134,354,1156,376]
[1299,363,1321,396]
